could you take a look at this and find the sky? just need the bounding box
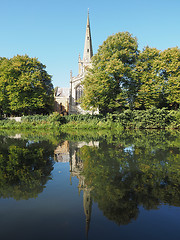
[0,0,180,88]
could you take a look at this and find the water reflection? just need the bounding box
[54,140,99,235]
[54,140,70,162]
[69,141,99,235]
[55,131,180,229]
[0,135,55,200]
[1,130,180,235]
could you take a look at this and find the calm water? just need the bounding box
[0,131,180,240]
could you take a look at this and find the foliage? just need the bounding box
[0,112,67,129]
[0,55,54,116]
[22,112,67,126]
[61,109,180,130]
[48,112,67,124]
[135,46,180,109]
[134,46,162,109]
[0,108,179,130]
[160,47,180,109]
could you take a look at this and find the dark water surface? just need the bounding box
[0,131,180,240]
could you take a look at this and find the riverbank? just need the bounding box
[61,108,180,130]
[0,108,179,130]
[0,113,64,130]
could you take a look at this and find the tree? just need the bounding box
[159,47,180,109]
[0,57,11,116]
[134,46,163,109]
[81,32,139,114]
[0,55,54,116]
[135,46,180,110]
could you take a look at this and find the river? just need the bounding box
[0,130,180,239]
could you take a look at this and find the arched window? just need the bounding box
[76,85,83,103]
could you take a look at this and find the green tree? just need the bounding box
[0,57,11,116]
[134,46,162,109]
[81,32,139,114]
[159,47,180,109]
[135,46,180,109]
[0,55,54,116]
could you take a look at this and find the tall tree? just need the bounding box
[0,55,54,116]
[81,32,139,114]
[0,57,11,115]
[159,47,180,109]
[134,46,162,109]
[135,46,180,109]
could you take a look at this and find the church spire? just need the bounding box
[83,9,93,64]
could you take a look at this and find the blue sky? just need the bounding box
[0,0,180,88]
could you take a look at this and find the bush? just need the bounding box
[48,112,66,124]
[21,115,49,123]
[0,109,179,130]
[61,108,180,130]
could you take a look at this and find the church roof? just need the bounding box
[55,87,70,97]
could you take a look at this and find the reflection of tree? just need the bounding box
[79,132,180,226]
[0,136,54,200]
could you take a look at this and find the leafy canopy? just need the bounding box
[0,55,54,116]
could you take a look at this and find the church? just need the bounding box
[54,11,93,115]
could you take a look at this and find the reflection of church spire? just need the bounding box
[83,188,92,238]
[69,141,93,238]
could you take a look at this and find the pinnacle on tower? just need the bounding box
[83,10,93,63]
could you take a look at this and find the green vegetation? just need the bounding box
[61,109,180,130]
[82,32,180,113]
[0,112,65,130]
[135,46,180,109]
[0,55,54,117]
[0,108,179,130]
